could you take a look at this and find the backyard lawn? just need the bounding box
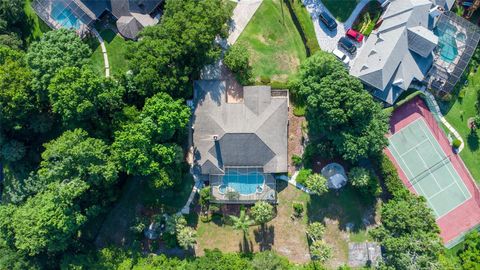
[194,181,378,267]
[322,0,360,22]
[439,70,480,183]
[88,29,130,77]
[236,0,307,83]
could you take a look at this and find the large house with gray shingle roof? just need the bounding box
[350,0,439,105]
[192,80,288,203]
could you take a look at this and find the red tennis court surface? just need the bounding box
[385,97,480,247]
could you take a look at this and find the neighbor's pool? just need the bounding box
[219,169,265,195]
[436,23,459,63]
[51,2,81,29]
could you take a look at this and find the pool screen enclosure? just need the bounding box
[428,11,480,95]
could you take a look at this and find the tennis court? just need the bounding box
[388,118,471,218]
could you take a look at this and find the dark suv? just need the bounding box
[338,37,357,54]
[319,11,337,30]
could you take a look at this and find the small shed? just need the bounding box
[348,242,382,267]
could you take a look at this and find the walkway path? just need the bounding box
[92,29,110,78]
[278,173,313,194]
[227,0,263,45]
[421,88,465,153]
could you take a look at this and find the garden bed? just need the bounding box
[351,1,383,36]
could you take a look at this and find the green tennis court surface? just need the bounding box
[388,118,471,218]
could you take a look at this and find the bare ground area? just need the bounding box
[288,109,305,175]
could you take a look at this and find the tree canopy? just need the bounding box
[128,0,232,98]
[26,29,91,99]
[291,51,389,162]
[251,201,274,225]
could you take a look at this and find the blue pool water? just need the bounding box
[436,24,459,63]
[51,2,80,29]
[220,169,265,195]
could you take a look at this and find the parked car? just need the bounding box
[338,37,357,54]
[332,49,350,65]
[346,29,364,42]
[318,11,337,30]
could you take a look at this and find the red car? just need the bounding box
[346,29,364,42]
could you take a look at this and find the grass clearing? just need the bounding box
[87,29,130,77]
[322,0,360,22]
[195,181,379,267]
[439,69,480,183]
[237,0,307,83]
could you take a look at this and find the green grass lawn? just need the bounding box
[87,29,130,77]
[195,180,379,266]
[439,70,480,183]
[237,0,307,83]
[22,0,51,45]
[322,0,360,22]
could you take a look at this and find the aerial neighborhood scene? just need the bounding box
[2,0,480,269]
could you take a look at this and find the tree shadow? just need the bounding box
[305,185,377,233]
[253,224,275,251]
[467,131,479,151]
[276,179,289,193]
[238,233,254,253]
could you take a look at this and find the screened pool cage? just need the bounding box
[210,167,277,204]
[427,11,480,95]
[32,0,94,37]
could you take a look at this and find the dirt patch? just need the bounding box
[288,109,305,175]
[323,218,350,269]
[275,53,300,73]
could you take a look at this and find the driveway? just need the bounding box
[227,0,263,45]
[302,0,386,64]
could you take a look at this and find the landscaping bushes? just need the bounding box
[224,44,253,85]
[285,0,320,56]
[352,1,382,36]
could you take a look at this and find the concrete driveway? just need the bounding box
[302,0,386,64]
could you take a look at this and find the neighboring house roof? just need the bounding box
[350,0,438,104]
[432,0,455,10]
[192,81,288,175]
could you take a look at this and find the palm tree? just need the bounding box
[230,210,253,236]
[230,209,254,252]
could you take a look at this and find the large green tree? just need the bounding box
[291,52,389,162]
[112,93,190,187]
[129,0,232,98]
[371,195,443,269]
[26,29,91,102]
[458,230,480,269]
[10,180,88,256]
[48,67,125,135]
[0,0,24,32]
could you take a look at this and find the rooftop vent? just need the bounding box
[213,135,219,141]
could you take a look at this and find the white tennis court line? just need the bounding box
[399,138,430,158]
[415,150,442,192]
[418,119,471,201]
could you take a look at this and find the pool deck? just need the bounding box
[211,173,277,203]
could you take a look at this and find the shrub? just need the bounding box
[452,139,462,149]
[293,105,306,117]
[310,240,332,263]
[292,154,303,166]
[292,202,304,217]
[305,173,328,196]
[226,190,240,200]
[260,75,271,84]
[224,44,252,85]
[296,168,312,186]
[270,81,289,89]
[199,187,211,208]
[251,201,274,225]
[306,222,325,242]
[348,166,381,196]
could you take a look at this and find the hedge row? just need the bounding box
[375,154,410,199]
[284,0,320,56]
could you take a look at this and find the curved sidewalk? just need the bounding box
[92,29,110,78]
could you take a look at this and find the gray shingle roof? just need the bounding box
[350,0,437,104]
[192,81,288,175]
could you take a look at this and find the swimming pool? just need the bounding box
[219,169,265,195]
[51,2,81,29]
[436,23,458,63]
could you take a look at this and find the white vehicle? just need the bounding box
[332,49,350,65]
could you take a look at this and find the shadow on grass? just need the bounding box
[254,224,275,251]
[239,233,254,253]
[100,29,117,43]
[305,185,377,233]
[467,131,479,151]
